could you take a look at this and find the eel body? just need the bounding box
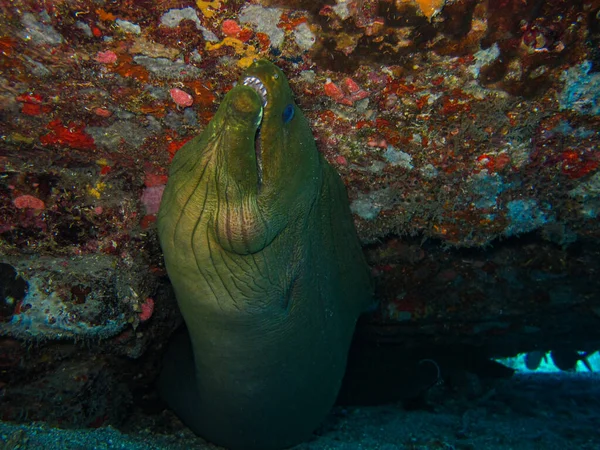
[157,59,372,450]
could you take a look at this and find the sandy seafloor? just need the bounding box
[1,372,598,450]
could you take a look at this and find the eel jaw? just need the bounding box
[242,76,268,188]
[242,76,268,107]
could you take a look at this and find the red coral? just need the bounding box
[324,80,345,101]
[324,78,368,105]
[93,107,112,117]
[477,153,511,173]
[255,32,270,51]
[343,77,361,94]
[16,93,43,104]
[560,150,598,179]
[16,93,51,116]
[140,214,157,230]
[222,19,242,37]
[0,37,17,56]
[144,173,168,187]
[40,120,96,150]
[167,137,192,159]
[21,103,51,116]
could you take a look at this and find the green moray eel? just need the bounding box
[156,59,372,450]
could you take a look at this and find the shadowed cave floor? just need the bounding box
[1,372,598,450]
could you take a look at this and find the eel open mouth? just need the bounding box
[242,76,268,107]
[242,76,268,188]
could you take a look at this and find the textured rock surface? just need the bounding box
[1,0,600,433]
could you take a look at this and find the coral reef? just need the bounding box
[1,0,600,431]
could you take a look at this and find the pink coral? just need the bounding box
[170,88,194,107]
[95,50,118,64]
[141,185,165,215]
[13,195,45,209]
[139,297,154,322]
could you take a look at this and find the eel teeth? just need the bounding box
[242,76,268,107]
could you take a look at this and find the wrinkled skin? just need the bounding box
[157,60,372,450]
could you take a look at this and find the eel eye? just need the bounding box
[282,104,294,124]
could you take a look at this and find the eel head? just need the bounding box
[210,59,322,254]
[158,59,322,257]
